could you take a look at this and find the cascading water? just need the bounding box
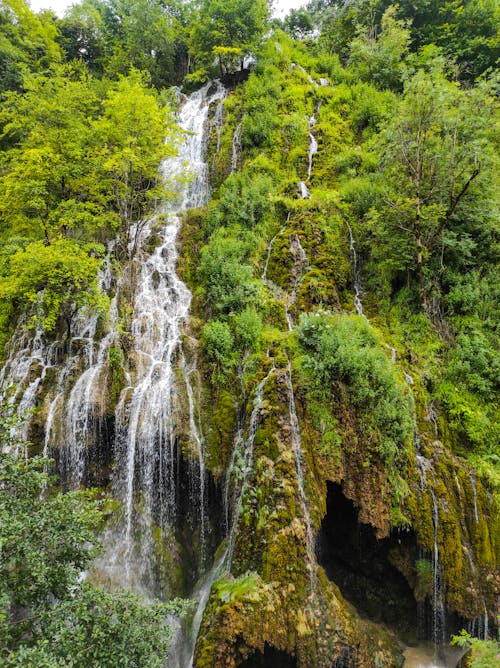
[285,234,309,331]
[298,113,317,199]
[212,95,225,155]
[180,349,208,563]
[415,450,446,650]
[307,114,318,181]
[285,361,315,589]
[2,82,228,600]
[226,366,275,568]
[104,81,227,590]
[261,226,285,282]
[231,121,242,173]
[469,473,479,523]
[0,243,116,457]
[345,220,367,321]
[264,228,315,589]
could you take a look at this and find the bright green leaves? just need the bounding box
[0,0,61,94]
[0,66,176,243]
[189,0,269,76]
[57,0,190,88]
[451,630,500,668]
[369,65,497,309]
[4,584,186,668]
[202,319,235,382]
[297,312,414,469]
[93,71,178,225]
[0,238,107,332]
[217,169,274,229]
[348,6,411,90]
[0,449,189,666]
[0,453,101,615]
[0,65,178,337]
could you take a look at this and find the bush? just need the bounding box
[198,232,256,315]
[297,312,414,466]
[219,170,274,229]
[232,307,262,352]
[202,319,235,380]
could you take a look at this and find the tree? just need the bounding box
[0,64,113,242]
[283,8,314,40]
[348,5,410,90]
[369,65,498,311]
[0,0,61,94]
[93,70,179,252]
[190,0,269,75]
[0,409,187,666]
[0,237,107,333]
[57,0,109,73]
[0,448,101,651]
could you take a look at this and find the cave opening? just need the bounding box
[316,481,418,640]
[238,645,298,668]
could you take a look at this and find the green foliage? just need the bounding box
[93,70,177,228]
[0,238,107,332]
[57,0,191,88]
[199,230,257,316]
[0,411,187,666]
[282,8,314,41]
[348,6,411,90]
[297,312,414,467]
[241,64,281,149]
[189,0,269,75]
[218,169,274,229]
[202,319,235,380]
[0,63,178,343]
[0,453,101,615]
[451,630,500,668]
[232,307,262,352]
[5,584,186,668]
[0,0,61,94]
[366,64,498,309]
[312,0,500,82]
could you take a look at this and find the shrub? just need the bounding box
[297,312,414,466]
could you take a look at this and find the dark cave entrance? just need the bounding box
[316,481,418,639]
[238,645,298,668]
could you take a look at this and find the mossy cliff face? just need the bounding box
[404,437,498,620]
[178,35,498,666]
[193,366,404,668]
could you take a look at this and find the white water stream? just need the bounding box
[105,81,227,589]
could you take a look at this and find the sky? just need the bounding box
[29,0,306,18]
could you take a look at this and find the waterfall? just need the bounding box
[345,221,367,321]
[469,473,479,523]
[307,114,318,181]
[415,451,446,649]
[226,366,275,568]
[181,350,207,563]
[2,81,227,599]
[231,121,242,173]
[285,361,315,590]
[430,488,446,647]
[0,243,116,457]
[297,114,317,199]
[212,95,224,154]
[261,227,285,282]
[298,181,311,198]
[107,81,227,589]
[285,234,309,331]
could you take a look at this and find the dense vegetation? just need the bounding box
[0,407,189,665]
[0,0,498,665]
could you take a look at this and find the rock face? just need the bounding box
[1,48,497,668]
